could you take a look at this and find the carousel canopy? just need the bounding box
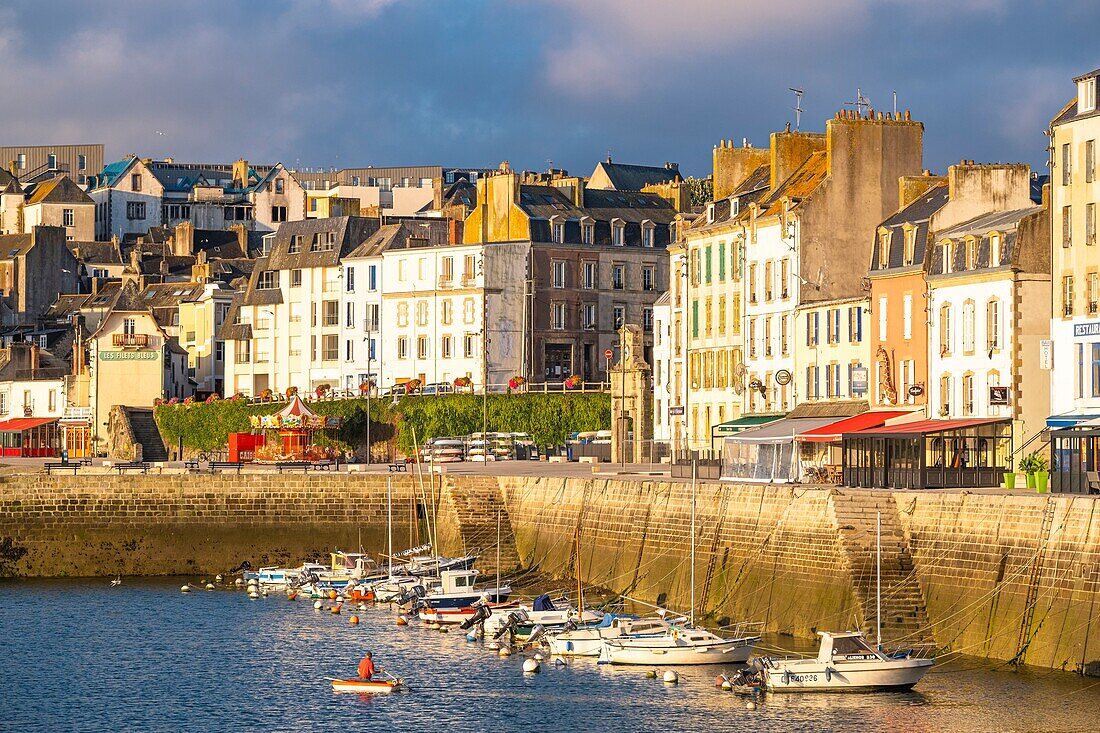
[249,394,343,430]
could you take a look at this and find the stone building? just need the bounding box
[0,226,82,327]
[0,143,103,186]
[0,175,95,241]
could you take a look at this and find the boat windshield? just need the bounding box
[831,635,878,657]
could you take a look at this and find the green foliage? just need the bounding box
[155,393,611,456]
[685,176,713,209]
[1019,451,1049,475]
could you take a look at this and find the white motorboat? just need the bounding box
[546,615,661,657]
[482,594,603,640]
[761,631,934,691]
[417,569,511,610]
[598,617,759,666]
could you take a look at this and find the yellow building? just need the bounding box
[793,296,872,404]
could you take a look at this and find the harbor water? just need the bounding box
[2,578,1099,733]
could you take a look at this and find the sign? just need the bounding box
[989,386,1009,406]
[1074,322,1100,338]
[669,406,685,416]
[907,384,925,397]
[850,367,869,395]
[774,369,792,386]
[604,349,613,360]
[99,350,158,361]
[1039,339,1053,370]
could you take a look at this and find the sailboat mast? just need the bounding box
[575,525,584,612]
[387,476,393,578]
[495,509,502,604]
[876,511,882,649]
[691,459,697,627]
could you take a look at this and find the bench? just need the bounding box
[183,460,199,470]
[209,461,244,474]
[311,460,336,472]
[115,462,149,474]
[275,462,311,473]
[44,462,80,475]
[388,462,408,473]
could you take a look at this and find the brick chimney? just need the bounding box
[712,139,770,199]
[769,130,827,191]
[173,221,195,256]
[898,171,947,209]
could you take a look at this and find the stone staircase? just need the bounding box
[127,408,168,462]
[831,491,935,648]
[443,477,520,575]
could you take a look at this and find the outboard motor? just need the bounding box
[460,604,493,630]
[493,610,529,640]
[561,619,579,633]
[396,585,426,607]
[228,560,252,574]
[526,623,547,645]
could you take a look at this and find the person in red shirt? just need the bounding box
[357,651,377,681]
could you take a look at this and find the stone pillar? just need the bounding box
[610,324,653,464]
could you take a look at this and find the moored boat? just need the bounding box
[597,619,759,666]
[330,678,403,693]
[761,631,934,692]
[416,569,511,610]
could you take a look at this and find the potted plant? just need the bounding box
[564,374,582,390]
[1003,459,1016,490]
[259,388,273,401]
[454,376,472,391]
[404,379,422,395]
[359,380,375,396]
[1020,451,1049,491]
[315,384,331,399]
[508,375,526,392]
[286,386,298,398]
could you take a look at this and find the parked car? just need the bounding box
[422,382,454,395]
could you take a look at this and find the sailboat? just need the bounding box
[761,512,934,691]
[597,462,760,666]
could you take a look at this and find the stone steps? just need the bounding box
[442,478,520,574]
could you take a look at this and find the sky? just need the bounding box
[1,1,1097,179]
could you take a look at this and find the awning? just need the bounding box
[1046,410,1100,428]
[727,417,839,444]
[0,417,57,432]
[843,417,1007,437]
[795,410,913,443]
[712,414,784,435]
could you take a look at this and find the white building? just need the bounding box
[651,290,673,444]
[338,231,385,394]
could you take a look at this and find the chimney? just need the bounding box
[232,223,247,255]
[231,159,249,189]
[713,140,770,199]
[174,221,195,257]
[769,130,826,191]
[7,161,16,177]
[898,173,947,209]
[29,343,39,375]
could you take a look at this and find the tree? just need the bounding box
[685,176,713,209]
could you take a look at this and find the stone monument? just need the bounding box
[610,324,653,464]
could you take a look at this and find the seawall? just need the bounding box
[2,472,1099,673]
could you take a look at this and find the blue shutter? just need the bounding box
[814,312,820,345]
[855,308,862,343]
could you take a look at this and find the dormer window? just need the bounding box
[706,204,715,224]
[877,229,891,270]
[964,236,977,270]
[550,215,565,244]
[288,234,302,254]
[989,232,1001,265]
[581,217,594,244]
[611,219,625,246]
[903,226,916,266]
[1080,76,1097,114]
[641,220,655,248]
[731,198,740,216]
[941,242,953,274]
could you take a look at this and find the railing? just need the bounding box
[671,449,722,479]
[113,334,149,348]
[460,275,477,287]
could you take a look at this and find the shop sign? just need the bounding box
[100,350,158,361]
[669,406,685,416]
[1073,322,1100,338]
[850,367,869,395]
[989,386,1009,406]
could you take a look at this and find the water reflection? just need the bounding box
[0,578,1098,732]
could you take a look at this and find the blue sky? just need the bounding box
[1,1,1097,178]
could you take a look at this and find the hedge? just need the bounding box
[154,392,611,455]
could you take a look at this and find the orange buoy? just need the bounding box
[287,591,298,601]
[396,615,408,626]
[329,590,338,600]
[331,604,342,614]
[714,675,726,687]
[350,615,360,625]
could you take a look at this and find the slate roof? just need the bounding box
[23,175,93,205]
[758,151,829,217]
[590,161,682,191]
[0,234,35,259]
[869,183,950,272]
[68,240,122,265]
[688,164,771,233]
[927,206,1042,276]
[46,293,92,319]
[192,229,246,259]
[263,216,379,271]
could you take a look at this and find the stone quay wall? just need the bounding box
[3,472,1100,673]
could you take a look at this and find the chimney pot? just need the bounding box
[904,110,911,121]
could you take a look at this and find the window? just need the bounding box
[365,303,380,331]
[643,266,654,291]
[126,201,146,220]
[215,341,224,362]
[289,269,302,288]
[764,260,773,300]
[346,339,354,361]
[464,333,477,358]
[849,306,862,343]
[1077,343,1086,399]
[1065,276,1075,317]
[131,173,142,192]
[987,298,1001,350]
[583,262,597,289]
[441,301,453,325]
[276,178,285,194]
[346,302,355,328]
[582,222,594,244]
[962,300,975,353]
[255,339,270,363]
[612,223,625,246]
[61,208,74,228]
[344,267,355,292]
[552,260,566,288]
[416,300,429,327]
[368,265,378,291]
[441,335,453,359]
[780,259,789,298]
[417,336,429,359]
[271,206,287,223]
[705,298,713,336]
[878,296,887,341]
[939,303,952,354]
[1080,76,1097,113]
[1063,143,1073,186]
[289,235,302,254]
[583,303,597,330]
[15,153,25,170]
[940,374,952,414]
[441,257,453,283]
[1064,206,1073,248]
[398,259,407,282]
[1088,140,1096,184]
[463,298,475,324]
[764,317,772,356]
[748,263,757,303]
[781,315,789,355]
[47,153,57,169]
[1088,203,1097,246]
[989,233,1001,264]
[612,265,624,290]
[807,311,820,347]
[903,228,916,266]
[964,238,976,270]
[1090,273,1100,315]
[643,308,654,331]
[613,305,625,329]
[552,303,566,330]
[322,300,339,326]
[235,341,250,364]
[691,300,699,337]
[1093,344,1100,398]
[878,230,891,269]
[718,296,727,335]
[287,302,301,324]
[553,221,565,243]
[962,373,975,416]
[398,337,409,359]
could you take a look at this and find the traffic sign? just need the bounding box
[604,349,613,360]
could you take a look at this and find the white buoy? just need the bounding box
[466,632,478,642]
[746,701,756,711]
[247,578,258,586]
[180,585,191,593]
[215,574,223,583]
[314,600,323,610]
[248,591,259,599]
[534,652,544,661]
[721,680,732,690]
[358,603,367,611]
[498,647,512,657]
[663,671,679,684]
[522,658,541,673]
[260,588,269,596]
[205,583,215,591]
[487,641,500,651]
[234,578,244,586]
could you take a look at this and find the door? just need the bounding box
[544,344,573,381]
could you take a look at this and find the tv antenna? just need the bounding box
[892,90,897,116]
[845,87,872,116]
[789,87,804,130]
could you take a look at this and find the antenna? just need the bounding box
[789,87,804,130]
[845,87,872,116]
[892,90,897,117]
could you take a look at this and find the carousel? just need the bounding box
[248,394,343,462]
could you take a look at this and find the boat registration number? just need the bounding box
[787,674,819,683]
[843,654,877,661]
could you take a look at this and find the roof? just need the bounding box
[787,400,868,419]
[23,175,93,206]
[936,206,1041,240]
[713,414,783,435]
[263,216,380,271]
[726,417,839,444]
[0,234,35,259]
[345,220,451,259]
[589,161,682,191]
[276,394,319,419]
[0,417,57,431]
[758,151,829,217]
[870,183,949,271]
[68,240,122,265]
[843,417,1009,437]
[795,410,913,443]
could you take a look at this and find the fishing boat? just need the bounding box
[330,678,403,693]
[392,552,478,577]
[254,562,329,591]
[760,631,933,691]
[420,601,520,626]
[417,569,511,610]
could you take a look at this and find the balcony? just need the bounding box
[438,275,453,289]
[113,333,149,348]
[461,274,476,287]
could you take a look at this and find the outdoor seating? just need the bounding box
[44,462,80,475]
[209,461,244,474]
[114,462,149,474]
[275,461,310,473]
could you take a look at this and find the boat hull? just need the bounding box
[331,679,401,693]
[764,657,933,691]
[547,629,604,657]
[423,588,511,610]
[599,637,758,666]
[420,602,519,625]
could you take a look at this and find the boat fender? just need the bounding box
[825,667,832,682]
[782,670,790,686]
[671,629,679,641]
